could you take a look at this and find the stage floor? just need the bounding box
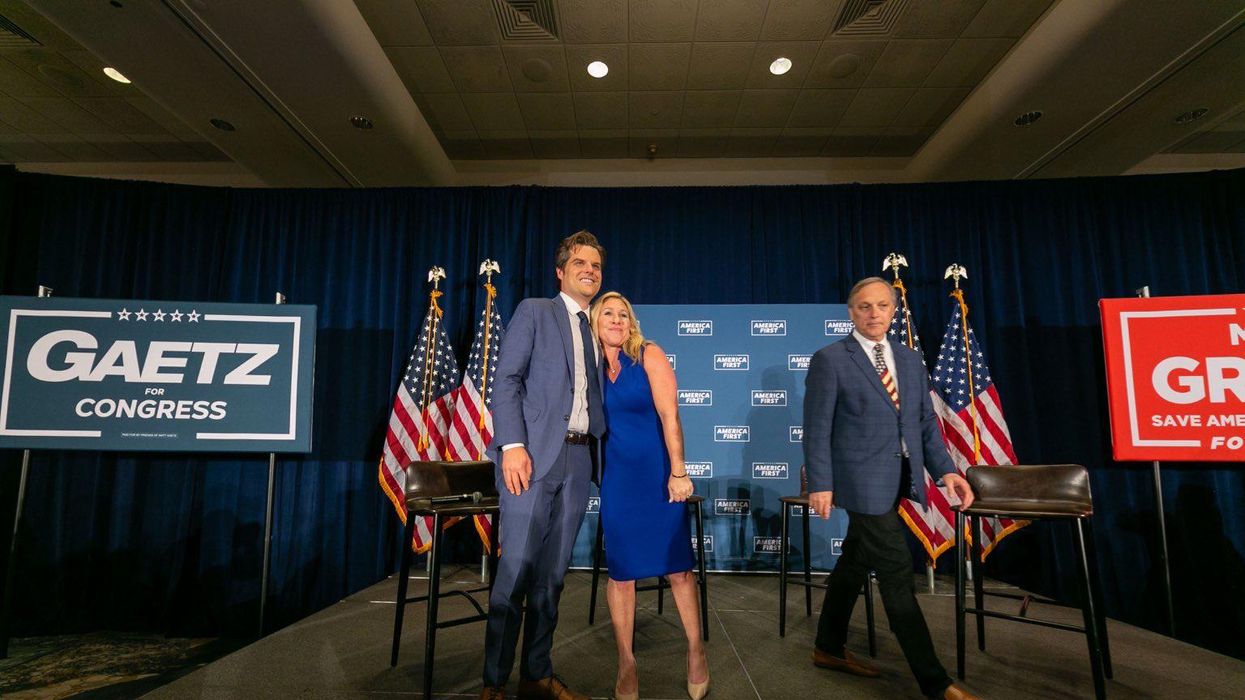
[142,568,1244,699]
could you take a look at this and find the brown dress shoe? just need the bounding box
[479,686,506,700]
[516,675,588,700]
[811,647,882,678]
[938,683,981,700]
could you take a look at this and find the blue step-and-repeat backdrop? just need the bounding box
[572,303,852,573]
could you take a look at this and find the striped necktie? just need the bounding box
[872,342,899,409]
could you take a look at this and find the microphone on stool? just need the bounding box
[428,491,483,504]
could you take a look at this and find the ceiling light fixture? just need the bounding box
[1174,108,1209,124]
[209,118,235,132]
[769,57,792,75]
[102,67,130,84]
[587,61,608,79]
[1013,110,1043,126]
[350,115,374,130]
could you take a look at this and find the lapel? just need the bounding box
[846,338,899,414]
[551,295,575,380]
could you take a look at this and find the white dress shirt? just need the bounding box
[852,329,907,455]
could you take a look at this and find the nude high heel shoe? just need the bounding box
[687,651,709,700]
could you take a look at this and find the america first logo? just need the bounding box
[693,535,714,553]
[714,425,750,442]
[754,536,783,554]
[789,426,803,442]
[791,504,822,517]
[752,390,787,406]
[752,462,788,479]
[832,538,844,556]
[666,354,677,370]
[713,354,749,370]
[825,319,854,336]
[586,496,600,513]
[714,498,750,515]
[751,320,787,336]
[678,320,713,336]
[678,389,713,406]
[685,461,713,479]
[788,353,811,370]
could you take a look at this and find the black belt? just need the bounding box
[565,431,591,445]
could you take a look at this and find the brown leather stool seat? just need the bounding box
[956,464,1112,700]
[389,460,500,700]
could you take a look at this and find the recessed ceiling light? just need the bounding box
[1174,108,1209,124]
[769,57,792,75]
[102,67,130,84]
[1013,110,1043,126]
[350,115,374,130]
[587,61,609,79]
[209,118,235,132]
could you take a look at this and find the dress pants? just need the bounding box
[815,505,953,698]
[482,442,592,687]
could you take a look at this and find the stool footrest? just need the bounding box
[784,579,828,591]
[964,607,1086,634]
[435,613,489,630]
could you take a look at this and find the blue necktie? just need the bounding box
[577,311,605,437]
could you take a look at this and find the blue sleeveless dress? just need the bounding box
[600,350,695,581]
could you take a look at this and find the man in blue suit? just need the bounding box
[804,277,980,700]
[480,231,606,700]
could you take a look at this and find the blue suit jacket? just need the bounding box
[802,336,955,515]
[489,296,605,480]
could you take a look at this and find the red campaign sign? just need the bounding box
[1100,294,1245,462]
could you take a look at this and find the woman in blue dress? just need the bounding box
[591,291,708,700]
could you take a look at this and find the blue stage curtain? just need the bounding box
[1,168,1243,657]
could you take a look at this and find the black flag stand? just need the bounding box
[258,291,286,638]
[1,284,52,659]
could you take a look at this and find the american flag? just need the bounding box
[449,285,506,548]
[379,292,461,553]
[927,289,1024,560]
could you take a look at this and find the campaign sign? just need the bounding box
[1100,294,1245,461]
[0,296,315,452]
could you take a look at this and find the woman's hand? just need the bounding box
[668,473,694,502]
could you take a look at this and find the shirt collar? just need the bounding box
[559,291,589,315]
[852,329,889,354]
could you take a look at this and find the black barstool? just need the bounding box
[588,495,710,642]
[955,464,1112,700]
[389,460,500,700]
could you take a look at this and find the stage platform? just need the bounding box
[142,567,1244,699]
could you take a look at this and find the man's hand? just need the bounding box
[942,472,974,510]
[809,490,834,520]
[501,447,532,496]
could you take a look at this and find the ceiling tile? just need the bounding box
[20,97,110,134]
[964,0,1054,38]
[124,97,200,140]
[773,128,830,156]
[0,136,67,161]
[0,57,61,98]
[565,45,628,91]
[696,0,769,41]
[681,91,742,127]
[629,92,684,129]
[529,130,580,158]
[676,128,730,157]
[735,89,799,127]
[579,129,628,157]
[760,0,843,41]
[355,0,434,46]
[629,129,679,158]
[185,141,229,161]
[130,136,203,161]
[421,93,473,130]
[893,87,970,127]
[517,93,576,130]
[822,128,879,156]
[924,37,1013,87]
[786,89,855,128]
[863,40,954,88]
[37,134,111,161]
[58,51,131,96]
[805,40,888,89]
[745,41,820,88]
[503,46,571,92]
[726,127,780,156]
[838,88,914,128]
[868,126,934,156]
[4,49,115,98]
[478,131,533,159]
[71,98,168,135]
[893,0,988,38]
[0,97,64,134]
[687,43,755,90]
[72,134,156,161]
[442,132,484,159]
[574,92,628,129]
[560,0,628,43]
[461,93,525,131]
[416,0,498,45]
[630,43,692,90]
[388,47,457,93]
[441,46,513,92]
[630,0,698,42]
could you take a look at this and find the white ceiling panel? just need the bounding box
[805,40,887,89]
[787,89,855,128]
[441,46,513,92]
[744,41,820,89]
[629,43,691,90]
[823,128,879,156]
[0,57,62,98]
[893,0,987,39]
[529,130,580,158]
[726,127,780,156]
[517,93,577,130]
[760,0,843,41]
[686,42,755,90]
[354,0,434,46]
[416,0,498,45]
[478,131,533,159]
[695,0,768,42]
[629,91,684,129]
[839,88,915,128]
[503,46,572,92]
[629,129,679,158]
[676,128,730,157]
[681,90,742,128]
[864,40,954,88]
[573,92,628,129]
[461,93,525,131]
[923,37,1013,88]
[422,93,473,131]
[4,49,116,98]
[388,47,457,93]
[565,44,628,91]
[560,0,628,43]
[773,128,830,156]
[893,87,970,128]
[0,97,62,134]
[963,0,1054,38]
[735,89,799,127]
[629,0,698,42]
[19,97,110,134]
[579,129,628,157]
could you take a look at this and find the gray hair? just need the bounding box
[847,276,899,305]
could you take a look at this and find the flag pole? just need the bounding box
[0,285,52,659]
[476,260,500,455]
[1136,284,1175,636]
[257,291,286,638]
[945,264,983,464]
[418,267,447,451]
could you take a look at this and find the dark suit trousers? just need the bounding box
[815,506,953,697]
[482,442,592,687]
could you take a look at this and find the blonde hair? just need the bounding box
[590,291,645,362]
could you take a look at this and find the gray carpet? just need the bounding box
[140,567,1245,699]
